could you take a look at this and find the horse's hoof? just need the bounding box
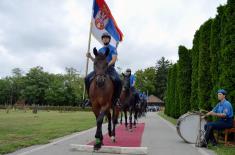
[108,131,112,137]
[129,128,133,132]
[94,143,102,150]
[111,136,116,143]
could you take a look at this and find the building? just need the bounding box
[147,95,164,107]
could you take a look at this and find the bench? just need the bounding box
[224,120,235,145]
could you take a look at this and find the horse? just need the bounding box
[136,95,148,118]
[89,49,119,150]
[119,73,137,131]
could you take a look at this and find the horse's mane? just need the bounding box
[95,54,106,61]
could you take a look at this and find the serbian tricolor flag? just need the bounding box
[91,0,123,47]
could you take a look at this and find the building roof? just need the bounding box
[147,95,164,104]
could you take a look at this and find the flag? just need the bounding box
[91,0,123,47]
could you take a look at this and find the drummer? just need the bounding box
[201,89,234,147]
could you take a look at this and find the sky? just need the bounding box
[0,0,227,78]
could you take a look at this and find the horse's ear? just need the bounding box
[105,48,110,57]
[93,47,98,56]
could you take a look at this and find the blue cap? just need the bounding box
[217,89,227,95]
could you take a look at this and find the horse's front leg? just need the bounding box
[134,109,137,128]
[111,106,119,143]
[124,110,128,130]
[120,111,123,125]
[129,108,133,132]
[94,111,105,150]
[107,111,112,137]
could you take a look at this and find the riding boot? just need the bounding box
[85,71,95,94]
[112,80,122,107]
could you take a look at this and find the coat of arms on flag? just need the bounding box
[91,0,123,46]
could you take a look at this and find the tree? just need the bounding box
[177,46,192,115]
[174,63,180,118]
[169,64,177,118]
[22,66,49,105]
[219,0,235,109]
[190,30,200,111]
[209,11,222,107]
[44,74,66,106]
[155,57,172,100]
[0,78,11,105]
[135,67,156,95]
[11,68,25,104]
[198,19,213,110]
[165,66,173,116]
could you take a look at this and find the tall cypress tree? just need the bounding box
[170,64,177,118]
[198,19,213,110]
[190,30,200,111]
[175,63,181,118]
[178,46,192,115]
[209,7,223,107]
[220,0,235,108]
[165,66,173,116]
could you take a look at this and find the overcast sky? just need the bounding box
[0,0,227,77]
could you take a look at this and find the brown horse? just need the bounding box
[89,48,119,150]
[119,73,137,131]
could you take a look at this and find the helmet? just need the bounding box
[101,32,111,39]
[126,68,131,72]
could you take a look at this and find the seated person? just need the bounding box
[201,89,234,147]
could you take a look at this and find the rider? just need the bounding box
[125,68,139,103]
[142,92,147,102]
[85,32,122,105]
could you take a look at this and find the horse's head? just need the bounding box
[121,73,130,92]
[93,48,109,87]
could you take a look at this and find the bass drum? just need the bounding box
[176,112,207,144]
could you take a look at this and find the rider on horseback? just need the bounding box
[125,68,139,103]
[85,32,122,106]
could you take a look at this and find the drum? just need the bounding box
[176,112,207,144]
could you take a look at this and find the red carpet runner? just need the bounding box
[88,123,145,147]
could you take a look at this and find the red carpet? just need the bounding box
[88,123,145,147]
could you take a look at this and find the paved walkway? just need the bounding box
[141,112,215,155]
[7,112,216,155]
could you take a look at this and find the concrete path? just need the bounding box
[7,112,216,155]
[141,112,215,155]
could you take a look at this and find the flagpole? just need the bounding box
[82,6,93,101]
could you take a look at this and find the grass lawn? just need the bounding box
[157,111,235,155]
[0,109,96,154]
[158,111,177,125]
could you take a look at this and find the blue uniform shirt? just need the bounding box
[129,74,136,87]
[98,44,117,66]
[212,99,234,118]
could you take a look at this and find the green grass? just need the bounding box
[0,109,96,154]
[157,111,235,155]
[158,111,177,125]
[209,144,235,155]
